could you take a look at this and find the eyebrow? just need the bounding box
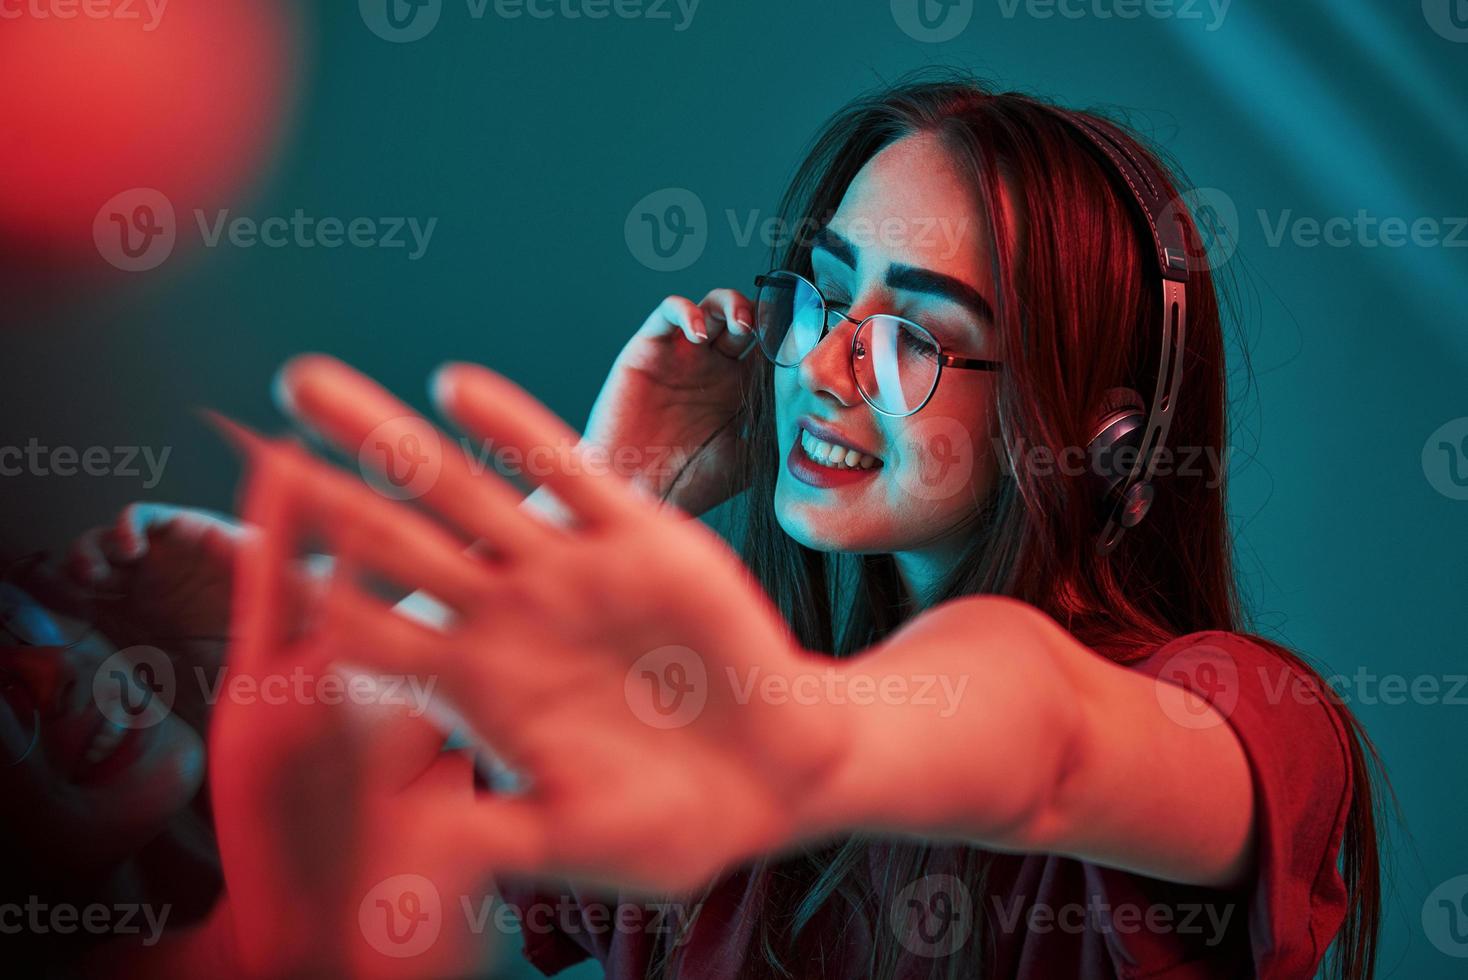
[811,227,995,325]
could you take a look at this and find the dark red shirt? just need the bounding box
[499,630,1353,978]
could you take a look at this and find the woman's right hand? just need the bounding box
[579,288,760,517]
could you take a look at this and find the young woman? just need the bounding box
[74,74,1384,978]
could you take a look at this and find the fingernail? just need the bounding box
[733,317,752,335]
[692,321,709,342]
[429,363,458,405]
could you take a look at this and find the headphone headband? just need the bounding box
[1043,107,1192,554]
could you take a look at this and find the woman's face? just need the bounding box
[774,133,1014,570]
[0,588,205,878]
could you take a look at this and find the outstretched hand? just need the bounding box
[255,354,849,897]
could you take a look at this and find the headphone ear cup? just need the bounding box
[1085,386,1147,507]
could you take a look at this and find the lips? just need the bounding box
[786,418,884,489]
[798,415,881,460]
[798,427,882,470]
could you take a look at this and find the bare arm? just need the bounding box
[803,596,1256,889]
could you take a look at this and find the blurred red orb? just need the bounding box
[0,0,298,258]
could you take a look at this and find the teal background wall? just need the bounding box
[3,1,1465,976]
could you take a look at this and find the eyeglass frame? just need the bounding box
[752,270,1002,417]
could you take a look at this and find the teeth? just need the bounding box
[83,719,128,766]
[800,428,880,470]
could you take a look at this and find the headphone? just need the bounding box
[1042,108,1192,556]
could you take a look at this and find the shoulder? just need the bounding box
[1130,629,1355,814]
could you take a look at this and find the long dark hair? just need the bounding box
[654,71,1385,980]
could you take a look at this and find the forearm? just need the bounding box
[799,596,1255,888]
[798,596,1079,851]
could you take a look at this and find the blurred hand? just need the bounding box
[208,444,501,979]
[18,504,243,733]
[267,354,847,897]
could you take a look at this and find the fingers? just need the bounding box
[432,363,645,529]
[251,436,496,614]
[415,791,550,880]
[317,572,451,682]
[699,288,757,360]
[639,295,709,344]
[315,576,510,771]
[64,502,241,588]
[65,526,117,586]
[221,419,495,672]
[640,291,757,361]
[275,355,558,562]
[233,435,306,676]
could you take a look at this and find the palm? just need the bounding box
[445,514,835,892]
[266,354,845,899]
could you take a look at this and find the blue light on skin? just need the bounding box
[772,133,1018,605]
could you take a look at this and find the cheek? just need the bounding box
[882,398,998,513]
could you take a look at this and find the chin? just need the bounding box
[774,492,882,554]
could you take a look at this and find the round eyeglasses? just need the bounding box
[752,270,1001,417]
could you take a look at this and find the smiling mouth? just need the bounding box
[798,425,883,470]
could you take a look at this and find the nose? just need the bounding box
[795,307,862,407]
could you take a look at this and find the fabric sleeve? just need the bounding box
[1085,630,1355,979]
[493,876,602,976]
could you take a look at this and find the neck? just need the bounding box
[891,538,967,610]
